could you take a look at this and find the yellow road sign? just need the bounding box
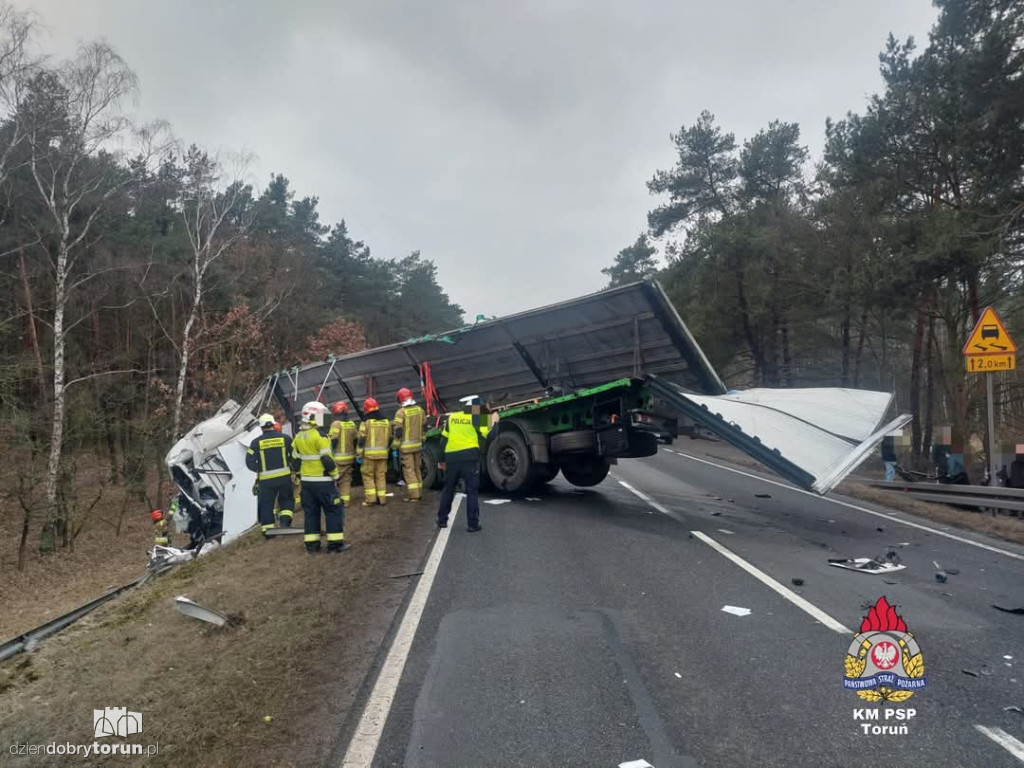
[966,354,1016,373]
[963,306,1017,357]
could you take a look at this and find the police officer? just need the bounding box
[328,401,358,505]
[437,395,489,532]
[245,413,294,533]
[291,402,348,553]
[392,387,425,502]
[358,397,391,506]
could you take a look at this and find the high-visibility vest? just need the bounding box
[329,419,357,464]
[246,432,292,481]
[359,417,391,459]
[292,426,333,481]
[393,404,425,453]
[442,410,490,456]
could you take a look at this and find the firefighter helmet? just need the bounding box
[396,387,413,404]
[257,413,275,428]
[363,397,380,413]
[150,509,163,522]
[300,401,328,427]
[331,401,349,415]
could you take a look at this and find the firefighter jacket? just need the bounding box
[440,409,490,462]
[328,419,358,465]
[291,424,337,481]
[358,416,391,459]
[245,428,293,481]
[392,403,425,454]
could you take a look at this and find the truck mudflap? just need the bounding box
[645,375,912,494]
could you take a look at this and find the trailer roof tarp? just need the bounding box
[264,280,726,420]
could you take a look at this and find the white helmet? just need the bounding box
[300,401,328,428]
[459,394,482,407]
[257,413,275,428]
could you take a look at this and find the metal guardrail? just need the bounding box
[0,577,143,663]
[867,481,1024,512]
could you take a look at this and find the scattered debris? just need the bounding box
[1004,706,1024,716]
[829,551,905,575]
[525,497,541,502]
[946,568,960,575]
[941,592,953,597]
[389,571,424,579]
[674,672,682,679]
[619,760,654,768]
[980,665,994,677]
[727,498,735,503]
[896,542,910,547]
[962,669,980,677]
[711,511,722,516]
[1006,656,1014,660]
[791,578,804,586]
[876,527,884,532]
[935,573,948,584]
[263,528,304,538]
[721,605,751,617]
[262,715,273,724]
[993,605,1024,615]
[484,499,512,505]
[882,579,899,585]
[717,529,735,535]
[755,493,771,499]
[174,596,228,627]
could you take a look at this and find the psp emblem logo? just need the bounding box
[93,707,143,738]
[843,596,926,702]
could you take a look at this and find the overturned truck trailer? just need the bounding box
[167,279,910,544]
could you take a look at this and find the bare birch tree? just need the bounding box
[170,146,253,441]
[23,42,150,547]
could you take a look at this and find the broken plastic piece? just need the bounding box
[791,578,804,586]
[721,605,751,617]
[174,596,228,627]
[828,552,906,575]
[484,499,512,505]
[962,669,979,677]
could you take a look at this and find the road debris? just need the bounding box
[674,672,682,679]
[389,571,424,579]
[1005,655,1014,660]
[262,715,273,724]
[935,573,948,584]
[791,578,804,586]
[962,669,980,677]
[525,497,541,502]
[717,529,735,535]
[710,511,722,516]
[876,527,884,532]
[980,665,994,676]
[619,760,654,768]
[1004,706,1024,716]
[174,596,228,627]
[882,579,899,585]
[755,493,771,498]
[721,605,751,617]
[828,551,905,575]
[484,499,511,505]
[993,605,1024,615]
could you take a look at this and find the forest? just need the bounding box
[604,0,1024,471]
[0,7,463,559]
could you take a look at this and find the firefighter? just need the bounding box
[437,395,489,532]
[392,387,425,502]
[245,413,294,533]
[357,397,391,506]
[291,402,348,553]
[328,401,358,505]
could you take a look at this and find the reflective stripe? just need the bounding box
[154,537,169,544]
[296,453,321,461]
[326,532,345,542]
[401,441,422,449]
[260,523,274,532]
[333,453,356,460]
[277,509,293,518]
[302,475,333,482]
[319,447,331,455]
[407,483,422,490]
[259,468,291,480]
[340,495,350,502]
[303,533,320,542]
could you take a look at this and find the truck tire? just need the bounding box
[550,430,597,454]
[421,443,442,491]
[559,457,611,487]
[487,430,535,492]
[534,463,560,485]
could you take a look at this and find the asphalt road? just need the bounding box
[357,445,1024,767]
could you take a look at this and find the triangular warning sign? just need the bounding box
[963,306,1017,355]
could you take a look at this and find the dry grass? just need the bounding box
[0,494,438,767]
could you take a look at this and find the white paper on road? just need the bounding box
[484,499,511,505]
[828,557,906,575]
[670,385,911,494]
[721,605,752,617]
[619,760,655,768]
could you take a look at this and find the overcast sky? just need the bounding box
[17,1,937,319]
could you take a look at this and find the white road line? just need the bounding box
[691,530,853,635]
[614,478,665,515]
[674,451,1024,562]
[341,494,462,767]
[975,725,1024,763]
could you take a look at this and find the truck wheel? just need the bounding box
[487,431,534,492]
[550,430,597,454]
[421,443,441,490]
[535,463,560,484]
[559,457,611,487]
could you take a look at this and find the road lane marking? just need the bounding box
[974,725,1024,763]
[674,451,1024,562]
[691,530,853,635]
[613,478,661,515]
[341,494,462,767]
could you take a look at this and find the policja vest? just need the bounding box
[441,411,490,462]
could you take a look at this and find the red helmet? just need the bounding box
[150,510,163,522]
[332,401,348,415]
[397,387,413,404]
[273,422,282,431]
[363,397,379,412]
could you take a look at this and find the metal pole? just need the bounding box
[987,372,999,485]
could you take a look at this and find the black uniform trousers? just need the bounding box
[301,481,345,551]
[257,476,293,529]
[437,459,480,529]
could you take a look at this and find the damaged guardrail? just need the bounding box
[867,481,1024,514]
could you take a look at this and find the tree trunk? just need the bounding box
[923,310,936,456]
[780,316,791,387]
[735,269,763,385]
[19,246,46,399]
[171,268,202,442]
[852,309,868,388]
[840,302,851,387]
[42,239,69,551]
[909,296,927,459]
